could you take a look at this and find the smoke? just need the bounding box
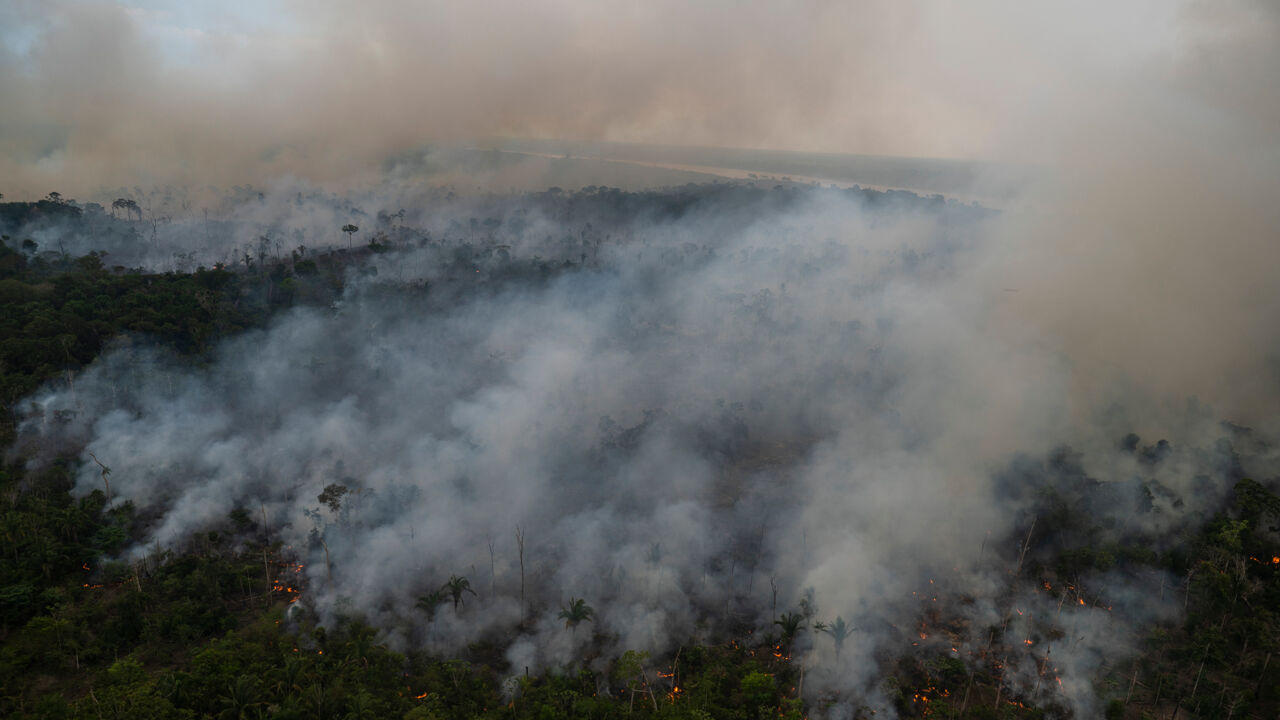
[0,0,920,195]
[1,1,1266,197]
[15,179,1277,717]
[6,1,1280,716]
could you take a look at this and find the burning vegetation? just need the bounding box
[1,181,1278,720]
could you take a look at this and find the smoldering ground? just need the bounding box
[14,181,1279,717]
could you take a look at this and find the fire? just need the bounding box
[912,685,951,716]
[1078,598,1085,605]
[82,563,90,571]
[1024,639,1034,646]
[416,692,428,699]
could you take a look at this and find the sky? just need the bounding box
[2,0,1273,197]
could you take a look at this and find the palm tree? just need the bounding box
[344,623,383,669]
[304,682,334,720]
[774,611,806,653]
[442,575,476,610]
[270,657,307,698]
[345,690,377,720]
[341,224,358,248]
[814,616,855,660]
[217,674,261,720]
[416,589,446,621]
[558,597,595,631]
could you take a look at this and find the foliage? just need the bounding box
[0,192,1274,719]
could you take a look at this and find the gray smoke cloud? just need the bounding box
[2,1,1269,196]
[6,1,1280,716]
[17,181,1278,717]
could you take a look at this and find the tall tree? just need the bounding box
[416,589,446,622]
[774,612,806,654]
[442,575,476,610]
[559,597,595,631]
[814,616,855,660]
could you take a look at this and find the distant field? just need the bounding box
[481,138,1025,203]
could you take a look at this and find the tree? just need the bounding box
[814,616,855,660]
[217,674,262,720]
[342,224,359,248]
[558,597,594,631]
[111,198,140,220]
[416,589,446,622]
[774,611,806,653]
[87,452,112,502]
[615,650,657,713]
[318,483,348,513]
[442,575,476,610]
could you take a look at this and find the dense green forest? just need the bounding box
[1,192,1277,719]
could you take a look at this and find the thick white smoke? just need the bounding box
[16,180,1275,716]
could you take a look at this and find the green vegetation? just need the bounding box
[0,240,337,446]
[0,196,1276,719]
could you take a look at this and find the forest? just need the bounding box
[0,182,1277,720]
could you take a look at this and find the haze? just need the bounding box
[3,3,1280,717]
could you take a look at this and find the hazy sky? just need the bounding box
[3,0,1273,195]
